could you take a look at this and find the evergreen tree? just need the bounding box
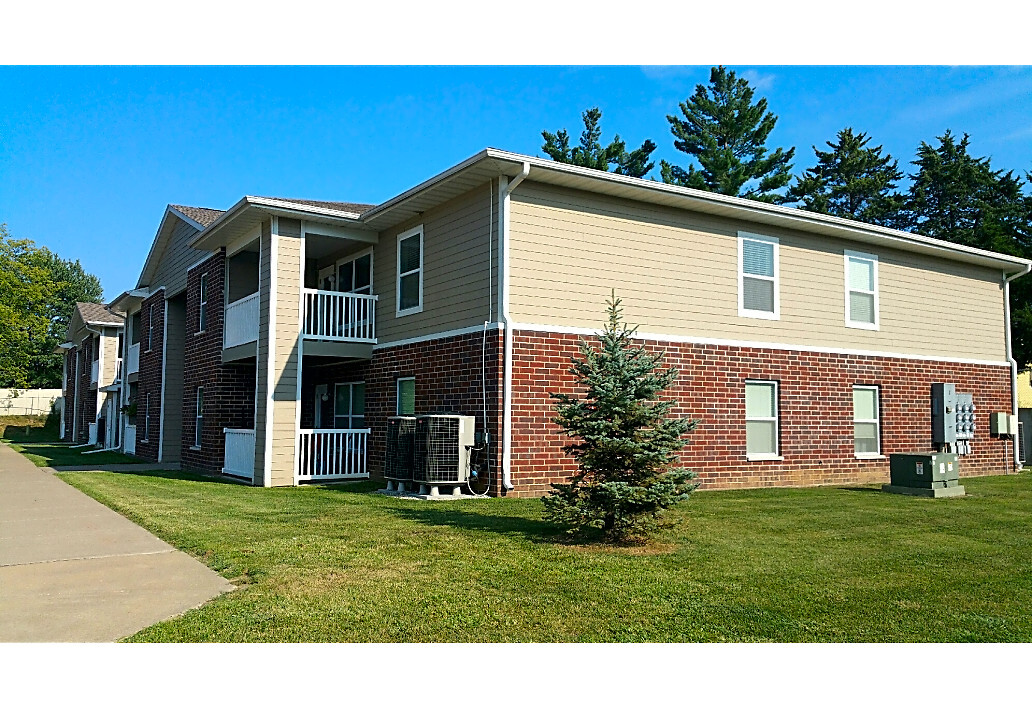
[786,127,906,227]
[661,66,795,203]
[543,292,698,543]
[542,107,657,178]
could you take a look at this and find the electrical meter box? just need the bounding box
[931,383,957,444]
[885,452,965,497]
[955,392,975,441]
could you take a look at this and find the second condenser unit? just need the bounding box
[413,414,476,485]
[384,416,417,482]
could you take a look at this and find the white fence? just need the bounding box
[128,342,140,375]
[225,292,260,349]
[302,290,377,342]
[0,388,61,417]
[298,429,369,481]
[124,424,136,455]
[224,428,256,480]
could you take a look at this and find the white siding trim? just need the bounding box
[508,321,1010,367]
[372,322,503,351]
[262,217,279,488]
[294,221,306,486]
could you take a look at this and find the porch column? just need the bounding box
[254,216,304,486]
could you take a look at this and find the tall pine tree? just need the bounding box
[543,292,698,543]
[786,127,906,227]
[542,107,657,178]
[661,66,795,203]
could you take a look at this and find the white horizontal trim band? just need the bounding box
[509,322,1010,368]
[373,322,503,351]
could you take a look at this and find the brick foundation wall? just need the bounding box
[182,251,257,473]
[299,329,503,492]
[508,330,1015,498]
[135,291,166,462]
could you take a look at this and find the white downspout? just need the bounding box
[499,162,530,491]
[1004,263,1030,470]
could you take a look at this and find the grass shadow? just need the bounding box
[58,467,253,487]
[837,485,886,494]
[382,504,570,545]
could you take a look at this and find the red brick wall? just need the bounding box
[134,291,165,461]
[299,329,504,492]
[508,330,1014,497]
[74,335,97,444]
[62,348,77,441]
[182,251,257,473]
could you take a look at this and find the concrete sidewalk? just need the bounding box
[0,443,233,642]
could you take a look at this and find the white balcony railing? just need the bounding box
[302,290,377,342]
[225,292,260,349]
[298,429,370,481]
[90,360,99,385]
[124,424,136,456]
[224,428,256,480]
[128,342,140,375]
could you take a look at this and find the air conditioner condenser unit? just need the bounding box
[413,414,476,486]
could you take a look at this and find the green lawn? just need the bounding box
[56,469,1032,642]
[7,441,142,468]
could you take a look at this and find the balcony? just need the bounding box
[128,342,140,375]
[298,429,369,482]
[302,289,377,343]
[223,428,256,481]
[225,292,260,350]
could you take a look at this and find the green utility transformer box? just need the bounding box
[883,453,965,498]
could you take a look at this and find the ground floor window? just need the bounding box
[396,377,415,416]
[143,392,151,442]
[853,385,880,455]
[194,387,204,448]
[745,380,779,459]
[334,382,365,429]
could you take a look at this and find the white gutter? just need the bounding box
[1004,263,1030,470]
[499,162,530,491]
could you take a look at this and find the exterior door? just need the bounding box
[314,384,328,428]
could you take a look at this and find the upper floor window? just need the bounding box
[198,274,209,332]
[738,233,780,320]
[397,226,423,316]
[845,251,879,329]
[338,251,372,295]
[147,304,156,351]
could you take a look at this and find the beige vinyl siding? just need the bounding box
[375,183,495,343]
[101,328,120,386]
[268,223,302,486]
[149,219,210,296]
[508,182,1006,362]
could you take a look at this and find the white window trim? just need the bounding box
[335,246,374,295]
[396,376,415,416]
[146,304,155,352]
[333,381,366,430]
[142,392,151,443]
[844,250,879,330]
[198,273,208,333]
[853,384,882,458]
[396,225,424,317]
[192,386,204,449]
[738,232,780,320]
[745,379,781,461]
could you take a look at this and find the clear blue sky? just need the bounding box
[2,65,1031,300]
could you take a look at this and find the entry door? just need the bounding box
[314,384,328,428]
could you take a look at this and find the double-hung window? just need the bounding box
[397,226,423,316]
[396,377,415,416]
[738,233,780,319]
[147,304,156,351]
[194,387,204,448]
[853,385,881,456]
[198,274,208,332]
[334,382,366,429]
[745,380,780,459]
[845,251,878,329]
[143,393,151,442]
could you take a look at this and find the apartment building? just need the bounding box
[58,303,125,447]
[99,149,1030,495]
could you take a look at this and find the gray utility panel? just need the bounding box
[931,383,977,445]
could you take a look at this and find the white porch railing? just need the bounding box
[298,429,370,481]
[225,292,260,349]
[128,342,140,375]
[302,289,377,342]
[223,428,256,480]
[124,424,136,455]
[90,360,99,385]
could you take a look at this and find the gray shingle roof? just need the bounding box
[170,204,226,227]
[261,197,376,215]
[77,302,124,326]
